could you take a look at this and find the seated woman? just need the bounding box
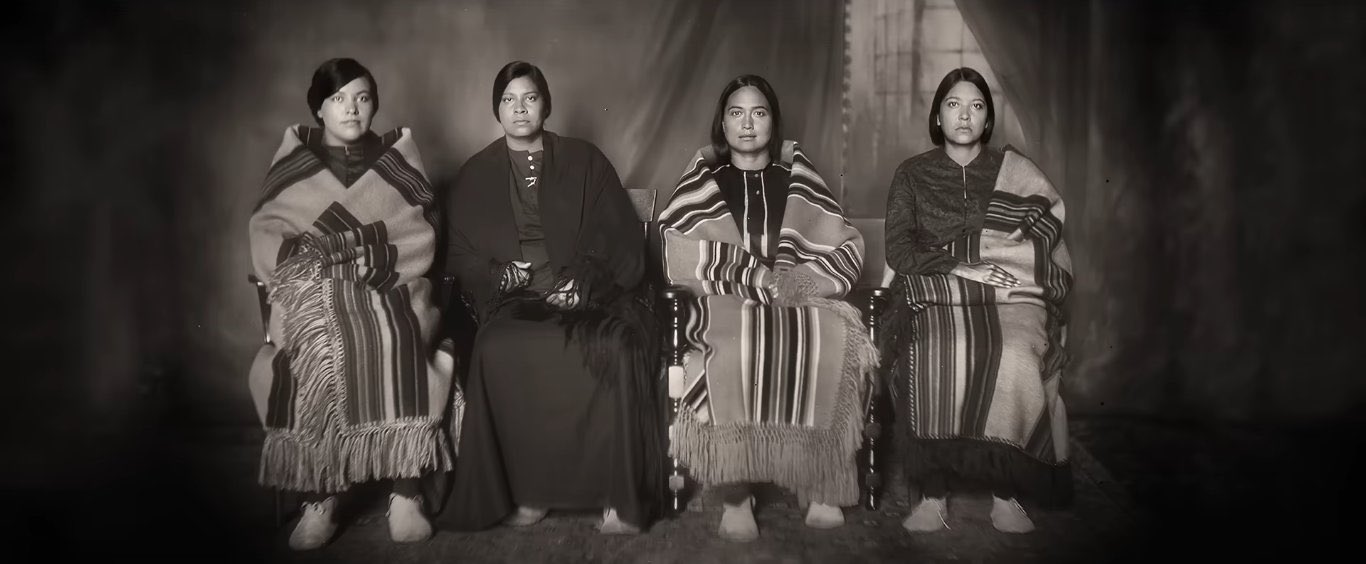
[657,74,878,542]
[880,67,1073,534]
[247,58,454,550]
[436,61,660,534]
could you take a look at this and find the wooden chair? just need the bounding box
[659,217,892,514]
[246,274,287,526]
[848,217,892,510]
[623,189,699,516]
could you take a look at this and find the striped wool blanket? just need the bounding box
[659,141,878,505]
[882,149,1073,503]
[247,126,454,493]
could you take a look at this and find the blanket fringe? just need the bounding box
[805,297,881,376]
[269,236,340,439]
[259,417,453,493]
[670,313,870,506]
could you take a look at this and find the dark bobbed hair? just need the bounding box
[710,74,783,164]
[307,58,378,126]
[928,67,995,146]
[491,61,552,121]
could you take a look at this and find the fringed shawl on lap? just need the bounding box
[247,125,454,493]
[658,141,878,505]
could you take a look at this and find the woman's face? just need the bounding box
[938,80,989,147]
[722,85,773,158]
[317,77,375,146]
[498,76,545,141]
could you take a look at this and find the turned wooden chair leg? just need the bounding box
[861,396,882,511]
[661,286,693,516]
[666,375,687,515]
[859,287,889,511]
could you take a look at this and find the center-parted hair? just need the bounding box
[307,58,378,125]
[928,67,995,146]
[492,61,552,121]
[710,74,783,164]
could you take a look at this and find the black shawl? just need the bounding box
[444,131,644,319]
[442,131,662,522]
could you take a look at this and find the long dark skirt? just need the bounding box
[437,310,659,530]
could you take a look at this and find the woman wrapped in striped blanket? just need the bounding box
[881,67,1073,534]
[659,75,878,542]
[247,58,455,550]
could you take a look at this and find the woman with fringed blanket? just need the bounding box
[435,61,661,534]
[882,68,1073,535]
[247,59,454,550]
[658,75,878,542]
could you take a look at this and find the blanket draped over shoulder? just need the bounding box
[247,125,454,493]
[881,149,1074,505]
[658,141,878,505]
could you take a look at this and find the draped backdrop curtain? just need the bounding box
[954,0,1091,196]
[953,0,1118,409]
[11,0,1365,500]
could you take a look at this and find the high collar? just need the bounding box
[937,144,988,169]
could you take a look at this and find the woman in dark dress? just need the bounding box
[881,67,1074,534]
[437,61,660,534]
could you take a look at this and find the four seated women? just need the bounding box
[250,59,1071,549]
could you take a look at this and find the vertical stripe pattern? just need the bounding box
[887,150,1073,464]
[247,125,453,492]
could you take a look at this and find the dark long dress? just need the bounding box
[437,132,660,530]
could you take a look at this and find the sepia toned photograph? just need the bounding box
[3,0,1362,561]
